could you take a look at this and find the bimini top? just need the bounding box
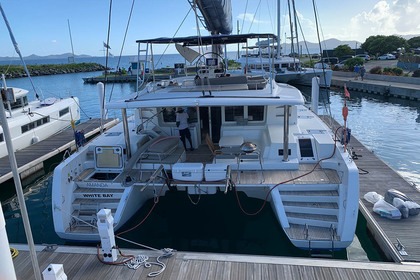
[135,33,277,46]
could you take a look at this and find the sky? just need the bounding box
[0,0,418,57]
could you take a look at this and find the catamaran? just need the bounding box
[52,33,359,251]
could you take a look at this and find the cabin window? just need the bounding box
[0,133,3,142]
[21,116,50,133]
[248,106,264,121]
[8,96,28,110]
[225,106,244,122]
[160,107,197,124]
[59,107,70,117]
[162,107,176,123]
[225,106,264,123]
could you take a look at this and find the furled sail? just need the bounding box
[189,0,232,35]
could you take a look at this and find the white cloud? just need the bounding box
[349,0,420,41]
[237,13,265,24]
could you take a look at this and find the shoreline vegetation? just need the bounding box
[0,63,107,79]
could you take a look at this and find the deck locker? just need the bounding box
[172,163,204,181]
[204,163,228,181]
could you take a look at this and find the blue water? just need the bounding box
[2,58,420,260]
[326,91,420,187]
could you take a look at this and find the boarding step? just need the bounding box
[71,199,119,228]
[283,201,338,216]
[73,187,125,200]
[279,190,339,204]
[70,208,116,230]
[286,212,338,228]
[276,183,339,192]
[72,198,120,211]
[280,189,339,228]
[284,224,340,241]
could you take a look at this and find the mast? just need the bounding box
[276,0,281,58]
[0,74,42,280]
[67,19,75,63]
[291,0,300,58]
[287,0,295,57]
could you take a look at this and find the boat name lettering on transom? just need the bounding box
[86,182,109,188]
[82,193,113,198]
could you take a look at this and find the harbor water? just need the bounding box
[1,60,420,261]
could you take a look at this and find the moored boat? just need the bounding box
[0,78,80,158]
[52,33,359,251]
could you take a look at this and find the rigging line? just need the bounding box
[29,112,75,122]
[192,1,204,55]
[312,0,325,59]
[71,96,91,119]
[102,0,113,120]
[247,0,262,34]
[108,0,136,103]
[313,1,328,56]
[291,0,299,64]
[240,0,249,35]
[295,15,311,57]
[286,0,294,55]
[153,6,193,68]
[0,4,40,100]
[265,0,275,35]
[294,7,325,84]
[312,0,331,115]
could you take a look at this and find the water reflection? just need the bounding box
[298,85,420,188]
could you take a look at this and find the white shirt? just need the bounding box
[176,112,189,130]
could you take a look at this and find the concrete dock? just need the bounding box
[331,71,420,101]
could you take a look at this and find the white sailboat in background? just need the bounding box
[237,0,332,88]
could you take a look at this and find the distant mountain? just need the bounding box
[0,37,370,60]
[399,34,420,40]
[282,38,362,55]
[0,53,92,61]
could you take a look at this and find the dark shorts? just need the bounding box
[179,127,191,140]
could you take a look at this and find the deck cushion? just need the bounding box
[147,136,179,153]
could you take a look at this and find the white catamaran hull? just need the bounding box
[52,33,359,251]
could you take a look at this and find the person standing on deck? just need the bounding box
[176,108,194,151]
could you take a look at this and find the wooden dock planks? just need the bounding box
[11,245,420,280]
[322,116,420,262]
[0,118,119,184]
